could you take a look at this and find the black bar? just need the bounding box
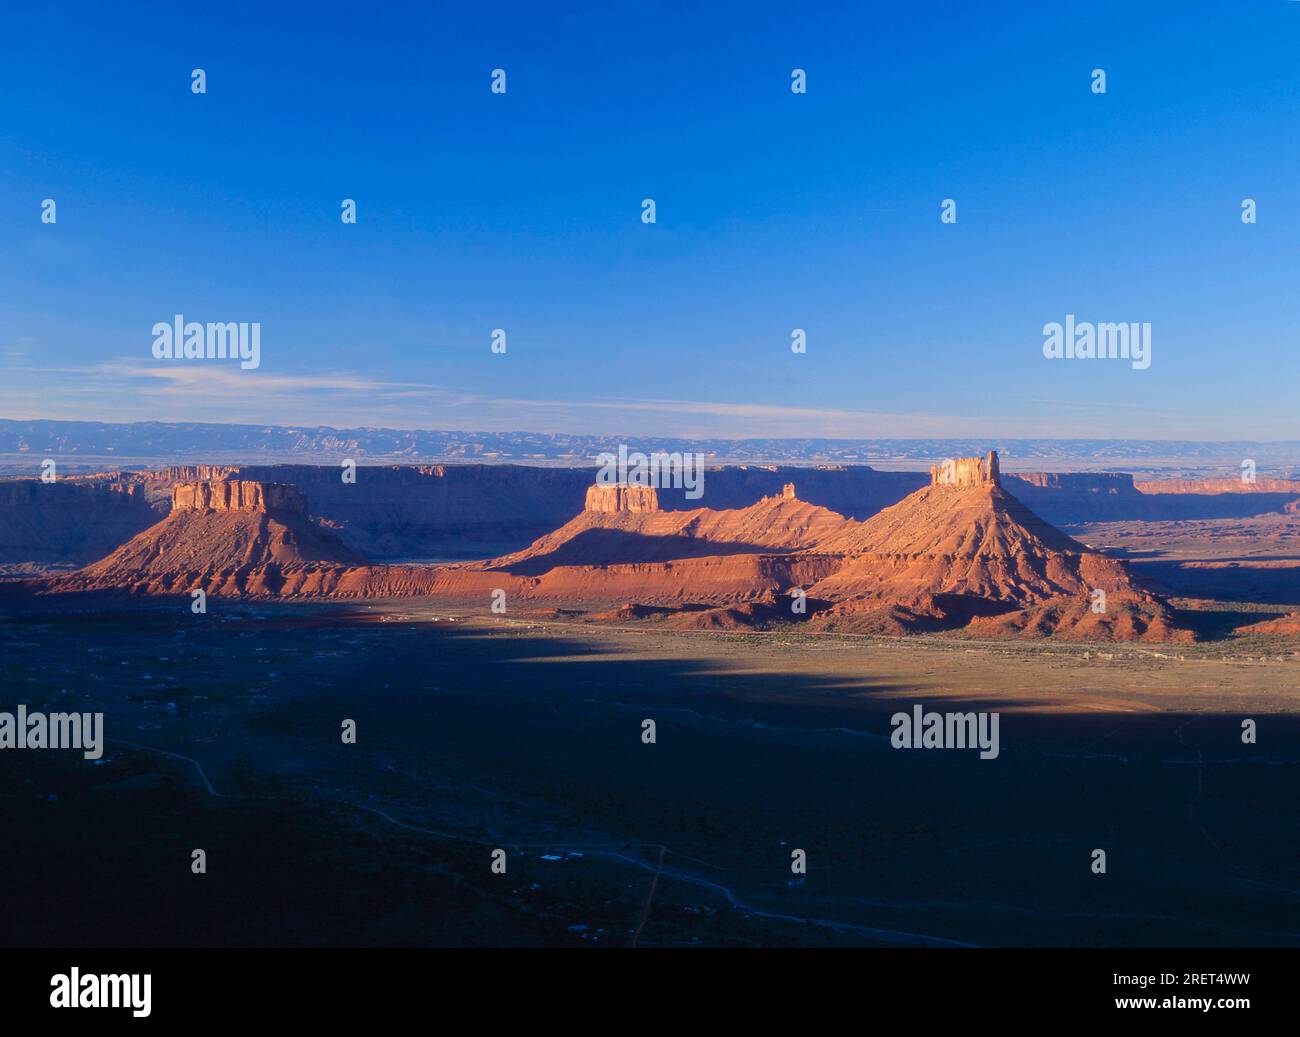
[0,947,1285,1023]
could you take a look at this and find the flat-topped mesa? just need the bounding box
[584,484,661,514]
[1012,471,1137,493]
[930,451,1001,489]
[171,480,306,514]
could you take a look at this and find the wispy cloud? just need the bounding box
[0,357,1290,440]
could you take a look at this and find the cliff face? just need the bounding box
[0,479,147,507]
[0,479,162,565]
[1005,472,1300,523]
[1135,478,1300,495]
[930,451,1000,488]
[208,464,596,559]
[172,480,306,514]
[0,463,930,566]
[584,484,660,513]
[1002,471,1146,524]
[1011,471,1138,493]
[150,465,241,485]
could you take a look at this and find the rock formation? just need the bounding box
[1000,471,1148,524]
[930,450,999,488]
[478,486,847,588]
[808,453,1189,642]
[45,480,367,596]
[14,459,1193,642]
[172,480,306,513]
[584,484,660,513]
[1135,477,1300,495]
[0,462,931,567]
[0,479,162,566]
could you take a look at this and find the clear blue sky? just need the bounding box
[2,0,1298,439]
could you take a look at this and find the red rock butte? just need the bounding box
[172,480,306,514]
[584,484,661,513]
[43,478,368,597]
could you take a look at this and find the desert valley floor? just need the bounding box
[2,600,1298,947]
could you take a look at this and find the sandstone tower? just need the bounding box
[171,480,306,513]
[584,484,661,513]
[930,450,1001,488]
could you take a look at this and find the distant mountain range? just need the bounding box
[1,419,1298,478]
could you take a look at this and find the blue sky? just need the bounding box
[2,0,1299,438]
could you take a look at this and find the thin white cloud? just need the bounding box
[1,357,1294,440]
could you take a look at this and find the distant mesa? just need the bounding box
[1135,477,1300,496]
[1007,470,1300,523]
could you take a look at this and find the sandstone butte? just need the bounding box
[51,480,368,597]
[802,451,1187,641]
[31,457,1195,643]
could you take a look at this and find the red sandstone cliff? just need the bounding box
[171,479,306,513]
[18,459,1300,576]
[584,484,661,513]
[0,462,929,567]
[0,479,162,565]
[1135,478,1300,495]
[930,450,999,488]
